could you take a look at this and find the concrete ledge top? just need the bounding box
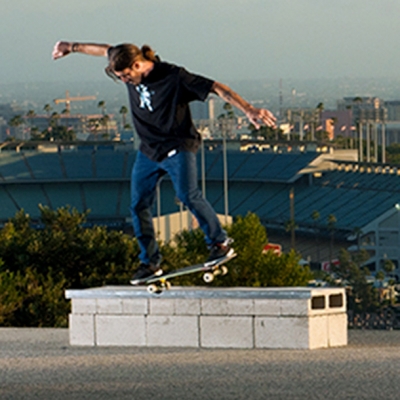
[65,286,344,300]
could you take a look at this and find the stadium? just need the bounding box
[1,140,399,278]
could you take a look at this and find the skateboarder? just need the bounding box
[52,41,277,283]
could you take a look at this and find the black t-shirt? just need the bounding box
[126,62,214,161]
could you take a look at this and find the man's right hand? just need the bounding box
[52,41,72,60]
[52,41,111,59]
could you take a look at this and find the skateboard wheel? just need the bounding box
[220,266,228,276]
[203,272,214,283]
[164,281,172,290]
[147,284,162,294]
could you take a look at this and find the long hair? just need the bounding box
[105,44,159,81]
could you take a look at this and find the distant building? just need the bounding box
[384,100,400,121]
[337,96,384,111]
[190,101,209,120]
[337,97,387,123]
[321,110,353,139]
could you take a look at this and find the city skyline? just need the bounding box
[2,0,400,86]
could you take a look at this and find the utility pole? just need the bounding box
[200,120,206,198]
[290,188,295,250]
[223,122,229,225]
[358,121,363,162]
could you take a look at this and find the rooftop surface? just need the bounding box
[0,328,399,399]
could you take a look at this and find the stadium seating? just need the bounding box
[2,145,400,242]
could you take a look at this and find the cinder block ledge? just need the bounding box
[65,286,347,349]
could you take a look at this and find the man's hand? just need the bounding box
[246,106,277,130]
[52,41,72,60]
[52,41,111,60]
[211,81,277,130]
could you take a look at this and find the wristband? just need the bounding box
[71,43,79,52]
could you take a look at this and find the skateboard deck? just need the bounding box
[134,250,236,294]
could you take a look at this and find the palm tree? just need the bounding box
[61,108,70,128]
[119,106,129,130]
[8,115,24,139]
[50,112,60,128]
[43,104,52,117]
[26,110,36,126]
[316,102,324,137]
[43,104,53,129]
[311,210,320,262]
[88,118,100,139]
[26,110,37,139]
[352,227,363,252]
[327,214,337,268]
[286,188,296,250]
[98,100,106,116]
[100,114,110,138]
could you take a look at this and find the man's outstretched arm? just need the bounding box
[211,81,277,130]
[52,41,111,60]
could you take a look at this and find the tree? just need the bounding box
[0,206,140,326]
[40,125,76,141]
[26,110,36,134]
[61,108,70,128]
[352,227,363,252]
[218,102,236,139]
[331,248,378,312]
[311,210,320,261]
[0,210,313,327]
[43,104,52,119]
[99,114,110,138]
[162,213,312,288]
[88,118,101,138]
[50,111,60,128]
[249,124,284,141]
[119,105,131,130]
[98,100,106,116]
[327,214,337,266]
[8,115,25,138]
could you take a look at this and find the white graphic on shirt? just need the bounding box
[136,84,153,112]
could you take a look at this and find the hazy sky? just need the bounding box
[2,0,400,84]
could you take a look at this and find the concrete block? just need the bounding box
[200,316,253,348]
[280,299,309,316]
[122,299,148,315]
[308,315,328,349]
[328,313,348,347]
[149,299,175,315]
[174,299,201,315]
[254,299,281,316]
[96,315,146,346]
[201,299,254,315]
[328,292,346,313]
[69,314,95,346]
[255,317,309,349]
[71,299,97,314]
[147,316,199,347]
[66,286,347,349]
[96,298,122,314]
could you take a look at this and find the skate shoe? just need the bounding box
[130,263,163,285]
[207,238,235,263]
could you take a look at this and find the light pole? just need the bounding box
[223,120,229,225]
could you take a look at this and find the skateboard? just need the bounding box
[135,250,237,294]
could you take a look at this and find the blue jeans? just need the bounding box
[130,150,227,265]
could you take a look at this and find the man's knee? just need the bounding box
[176,188,202,208]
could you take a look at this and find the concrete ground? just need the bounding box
[1,329,400,399]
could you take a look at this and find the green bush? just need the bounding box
[0,209,311,327]
[0,268,69,327]
[163,213,312,287]
[0,206,140,326]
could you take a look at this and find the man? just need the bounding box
[52,41,276,283]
